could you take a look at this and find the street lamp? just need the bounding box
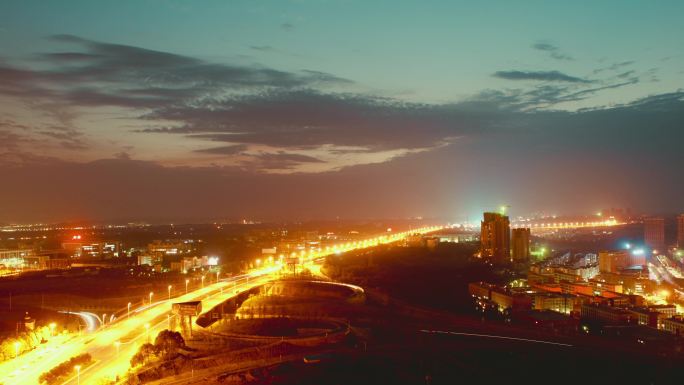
[185,279,190,294]
[115,340,121,357]
[216,271,220,283]
[74,365,81,385]
[127,302,131,318]
[201,276,205,288]
[149,292,153,305]
[168,285,172,301]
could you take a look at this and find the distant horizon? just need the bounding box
[2,1,683,223]
[1,210,682,228]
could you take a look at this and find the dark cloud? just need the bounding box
[593,61,635,74]
[281,23,295,31]
[1,90,683,222]
[493,70,591,83]
[0,119,31,132]
[250,45,275,52]
[532,42,573,61]
[41,52,104,61]
[38,128,87,150]
[141,90,465,152]
[0,36,357,160]
[0,35,680,196]
[616,70,636,79]
[0,35,352,110]
[195,144,248,155]
[475,76,640,110]
[242,152,324,170]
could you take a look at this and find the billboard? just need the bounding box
[172,301,202,316]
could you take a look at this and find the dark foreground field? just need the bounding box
[322,242,505,313]
[219,333,683,385]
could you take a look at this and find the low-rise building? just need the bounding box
[649,304,676,319]
[527,271,555,285]
[662,317,684,336]
[468,282,495,299]
[490,287,532,312]
[514,310,578,333]
[581,304,635,325]
[589,279,623,294]
[628,307,659,328]
[532,293,577,314]
[137,254,153,266]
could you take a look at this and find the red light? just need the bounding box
[72,235,82,240]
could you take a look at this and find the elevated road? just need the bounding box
[0,226,441,385]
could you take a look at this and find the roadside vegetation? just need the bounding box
[38,353,92,385]
[130,330,188,367]
[0,325,52,362]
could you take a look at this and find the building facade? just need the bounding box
[598,250,644,273]
[644,216,665,253]
[677,214,684,249]
[581,304,635,325]
[663,317,684,336]
[511,228,531,262]
[480,212,510,262]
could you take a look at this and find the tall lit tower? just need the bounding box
[677,214,684,249]
[644,216,665,253]
[511,228,531,262]
[481,212,510,262]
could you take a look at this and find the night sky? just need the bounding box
[1,1,683,222]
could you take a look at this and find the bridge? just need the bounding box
[0,225,441,385]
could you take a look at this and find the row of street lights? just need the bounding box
[119,274,215,324]
[65,273,222,384]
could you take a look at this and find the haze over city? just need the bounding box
[1,1,683,223]
[2,3,684,385]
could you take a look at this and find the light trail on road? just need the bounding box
[59,311,100,332]
[419,329,573,347]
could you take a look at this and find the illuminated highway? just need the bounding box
[512,218,624,231]
[0,226,441,385]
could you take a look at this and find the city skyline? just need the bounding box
[4,3,684,385]
[1,1,684,222]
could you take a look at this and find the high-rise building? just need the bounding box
[481,212,510,262]
[644,217,665,253]
[677,214,684,248]
[511,228,531,262]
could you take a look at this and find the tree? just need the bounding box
[130,343,157,367]
[130,330,187,368]
[154,330,185,359]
